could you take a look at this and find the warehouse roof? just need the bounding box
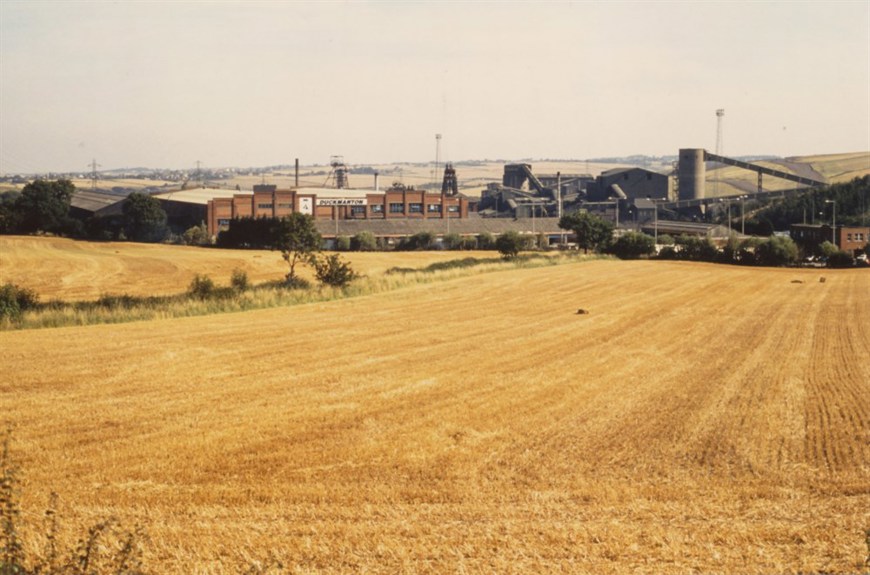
[152,188,243,205]
[70,190,127,213]
[314,215,563,238]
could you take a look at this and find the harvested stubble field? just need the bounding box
[1,242,868,574]
[0,236,486,301]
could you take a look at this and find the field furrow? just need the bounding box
[2,247,868,574]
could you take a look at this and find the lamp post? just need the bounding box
[740,195,746,236]
[647,195,657,245]
[825,199,836,246]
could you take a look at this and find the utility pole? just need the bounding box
[89,159,100,190]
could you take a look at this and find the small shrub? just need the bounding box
[610,232,655,259]
[97,294,139,310]
[496,231,525,260]
[335,236,351,251]
[0,283,39,322]
[827,250,854,268]
[477,232,496,250]
[460,236,478,250]
[187,274,215,300]
[284,275,312,290]
[312,254,359,287]
[182,223,211,246]
[658,245,678,260]
[230,268,249,292]
[350,231,377,252]
[442,233,463,251]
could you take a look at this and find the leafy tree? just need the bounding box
[351,231,377,251]
[657,234,675,246]
[460,236,478,250]
[182,223,210,246]
[398,231,435,251]
[675,235,718,262]
[755,236,799,266]
[495,230,525,260]
[558,211,613,253]
[0,191,21,233]
[123,192,167,242]
[819,241,838,258]
[610,232,655,259]
[272,213,321,285]
[335,235,351,251]
[442,232,463,250]
[477,232,496,250]
[312,253,359,287]
[14,179,75,234]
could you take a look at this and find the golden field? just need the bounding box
[1,240,869,574]
[0,236,492,301]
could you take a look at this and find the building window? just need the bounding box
[389,203,404,213]
[447,204,460,213]
[277,203,293,209]
[427,204,441,213]
[257,203,273,210]
[409,203,423,213]
[371,204,384,213]
[217,219,231,227]
[351,206,366,216]
[847,233,853,241]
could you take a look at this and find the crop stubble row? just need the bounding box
[1,259,868,573]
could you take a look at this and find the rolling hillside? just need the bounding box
[1,251,867,573]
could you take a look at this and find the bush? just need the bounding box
[658,245,678,260]
[187,274,215,300]
[230,268,249,292]
[350,231,377,251]
[284,275,312,290]
[442,232,463,251]
[335,235,351,251]
[477,232,496,250]
[755,236,799,267]
[460,236,478,250]
[398,231,435,251]
[827,250,854,268]
[610,232,655,259]
[0,283,39,322]
[495,231,525,260]
[312,254,359,287]
[182,223,211,246]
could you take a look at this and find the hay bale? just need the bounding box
[576,308,589,315]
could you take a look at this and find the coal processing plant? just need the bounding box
[476,148,827,235]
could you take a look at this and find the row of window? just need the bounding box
[254,202,461,215]
[846,232,866,242]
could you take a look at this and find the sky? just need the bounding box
[1,1,869,174]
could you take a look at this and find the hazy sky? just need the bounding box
[1,1,868,173]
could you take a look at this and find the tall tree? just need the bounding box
[272,213,321,285]
[14,179,75,234]
[123,192,167,242]
[558,211,614,253]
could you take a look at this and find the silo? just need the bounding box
[678,148,706,201]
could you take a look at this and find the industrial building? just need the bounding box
[585,167,672,202]
[790,224,869,256]
[206,184,469,237]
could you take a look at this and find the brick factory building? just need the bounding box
[790,223,870,256]
[207,184,470,237]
